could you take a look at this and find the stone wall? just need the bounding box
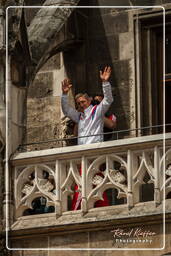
[27,53,65,150]
[86,4,134,132]
[6,0,171,255]
[26,3,138,149]
[9,220,171,255]
[63,4,136,133]
[26,0,171,148]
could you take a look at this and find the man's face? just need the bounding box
[76,96,91,111]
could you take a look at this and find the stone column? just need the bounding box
[0,8,5,143]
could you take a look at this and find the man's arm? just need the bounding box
[61,79,80,123]
[99,66,113,115]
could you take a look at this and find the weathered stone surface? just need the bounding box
[11,86,27,124]
[41,53,61,71]
[10,250,48,256]
[119,32,134,60]
[2,0,24,7]
[89,223,164,249]
[130,0,157,5]
[49,231,89,248]
[87,35,119,63]
[162,0,171,3]
[96,0,131,5]
[88,12,129,36]
[9,85,27,151]
[44,0,80,5]
[27,96,62,149]
[89,249,169,256]
[22,251,47,256]
[28,0,80,67]
[3,3,171,256]
[25,8,43,27]
[0,68,6,142]
[112,60,130,85]
[5,2,24,50]
[11,236,48,249]
[27,97,61,125]
[25,0,46,5]
[0,10,4,49]
[25,3,45,27]
[49,250,88,256]
[0,157,3,232]
[85,63,99,95]
[10,222,171,253]
[155,0,163,4]
[28,72,54,98]
[26,3,133,150]
[63,45,86,64]
[12,133,169,164]
[63,60,87,94]
[11,251,22,256]
[23,251,48,256]
[0,236,11,256]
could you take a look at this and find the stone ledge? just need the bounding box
[9,200,171,238]
[11,133,171,165]
[8,213,171,239]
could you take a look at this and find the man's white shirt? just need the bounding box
[61,81,113,145]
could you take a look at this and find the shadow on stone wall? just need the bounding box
[63,0,129,135]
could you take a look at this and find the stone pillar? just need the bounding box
[0,151,4,232]
[0,8,5,142]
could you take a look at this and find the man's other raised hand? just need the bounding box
[62,78,72,94]
[100,66,111,82]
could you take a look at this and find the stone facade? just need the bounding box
[26,54,64,150]
[26,0,171,150]
[8,134,171,255]
[1,0,171,255]
[26,3,137,150]
[26,1,171,150]
[7,218,171,255]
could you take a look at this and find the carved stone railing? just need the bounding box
[10,133,171,222]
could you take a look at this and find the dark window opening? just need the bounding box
[23,197,55,216]
[11,41,27,87]
[105,188,126,206]
[166,191,171,199]
[67,195,73,211]
[140,15,171,134]
[139,172,154,202]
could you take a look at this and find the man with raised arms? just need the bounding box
[61,66,113,145]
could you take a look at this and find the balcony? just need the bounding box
[9,133,171,235]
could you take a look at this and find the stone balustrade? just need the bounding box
[10,133,171,223]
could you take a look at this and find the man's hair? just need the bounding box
[75,93,90,101]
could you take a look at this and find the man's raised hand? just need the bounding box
[100,66,111,82]
[62,78,72,94]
